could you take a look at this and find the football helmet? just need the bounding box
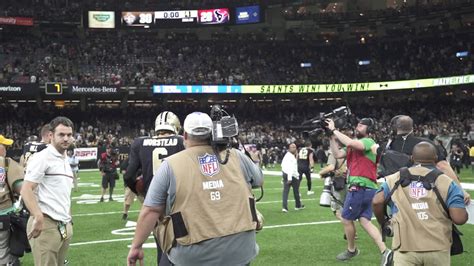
[155,111,181,134]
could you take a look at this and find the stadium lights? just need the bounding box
[358,60,371,66]
[300,63,312,68]
[456,51,469,58]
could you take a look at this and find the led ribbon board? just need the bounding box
[152,74,474,94]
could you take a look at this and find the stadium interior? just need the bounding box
[0,0,473,265]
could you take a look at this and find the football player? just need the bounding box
[19,124,52,168]
[124,111,185,265]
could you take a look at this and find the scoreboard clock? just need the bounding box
[121,8,230,28]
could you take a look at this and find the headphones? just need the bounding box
[360,117,376,134]
[390,115,402,134]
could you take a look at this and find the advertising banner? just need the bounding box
[74,147,98,162]
[0,17,33,26]
[235,6,261,24]
[88,11,115,29]
[0,83,38,96]
[69,85,121,95]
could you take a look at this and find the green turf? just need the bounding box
[19,167,474,265]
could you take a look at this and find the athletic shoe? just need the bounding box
[282,208,288,213]
[295,205,306,210]
[380,249,394,266]
[109,197,114,201]
[307,191,315,195]
[100,197,104,202]
[122,213,128,221]
[336,248,360,261]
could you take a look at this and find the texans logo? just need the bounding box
[214,9,229,23]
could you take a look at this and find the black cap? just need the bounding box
[359,118,374,127]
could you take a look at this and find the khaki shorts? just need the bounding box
[394,250,450,266]
[124,187,144,205]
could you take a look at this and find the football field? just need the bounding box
[20,167,474,265]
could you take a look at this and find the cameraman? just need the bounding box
[389,115,470,204]
[319,134,349,222]
[127,112,263,266]
[373,142,467,265]
[326,118,391,264]
[99,146,119,202]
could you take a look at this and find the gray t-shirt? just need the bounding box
[145,148,263,265]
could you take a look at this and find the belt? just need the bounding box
[43,213,69,224]
[348,184,374,191]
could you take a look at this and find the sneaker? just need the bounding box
[122,213,128,221]
[295,205,306,211]
[282,208,288,213]
[380,249,393,266]
[307,191,315,195]
[109,197,114,201]
[336,248,360,261]
[100,197,104,202]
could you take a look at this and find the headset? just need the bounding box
[390,115,403,137]
[360,117,376,134]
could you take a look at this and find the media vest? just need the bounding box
[0,157,24,211]
[159,146,258,252]
[386,166,452,252]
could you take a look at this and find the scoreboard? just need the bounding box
[121,8,231,28]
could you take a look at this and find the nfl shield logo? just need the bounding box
[0,167,5,183]
[198,154,220,177]
[409,182,427,199]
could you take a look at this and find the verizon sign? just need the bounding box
[0,17,34,26]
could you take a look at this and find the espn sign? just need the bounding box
[74,147,98,162]
[0,17,34,26]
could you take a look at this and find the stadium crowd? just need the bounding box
[0,31,472,86]
[0,96,472,161]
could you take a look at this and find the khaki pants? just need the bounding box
[124,187,144,206]
[27,216,73,266]
[394,250,450,266]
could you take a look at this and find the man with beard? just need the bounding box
[21,117,75,265]
[326,118,392,265]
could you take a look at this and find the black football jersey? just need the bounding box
[297,147,313,170]
[21,141,48,166]
[125,135,185,195]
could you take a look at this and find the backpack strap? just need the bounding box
[426,169,450,218]
[382,167,409,218]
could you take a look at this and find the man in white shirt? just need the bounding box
[21,116,75,266]
[281,143,305,212]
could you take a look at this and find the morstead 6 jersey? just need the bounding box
[125,135,185,195]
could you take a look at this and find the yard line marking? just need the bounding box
[74,210,140,217]
[69,219,341,246]
[72,199,318,217]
